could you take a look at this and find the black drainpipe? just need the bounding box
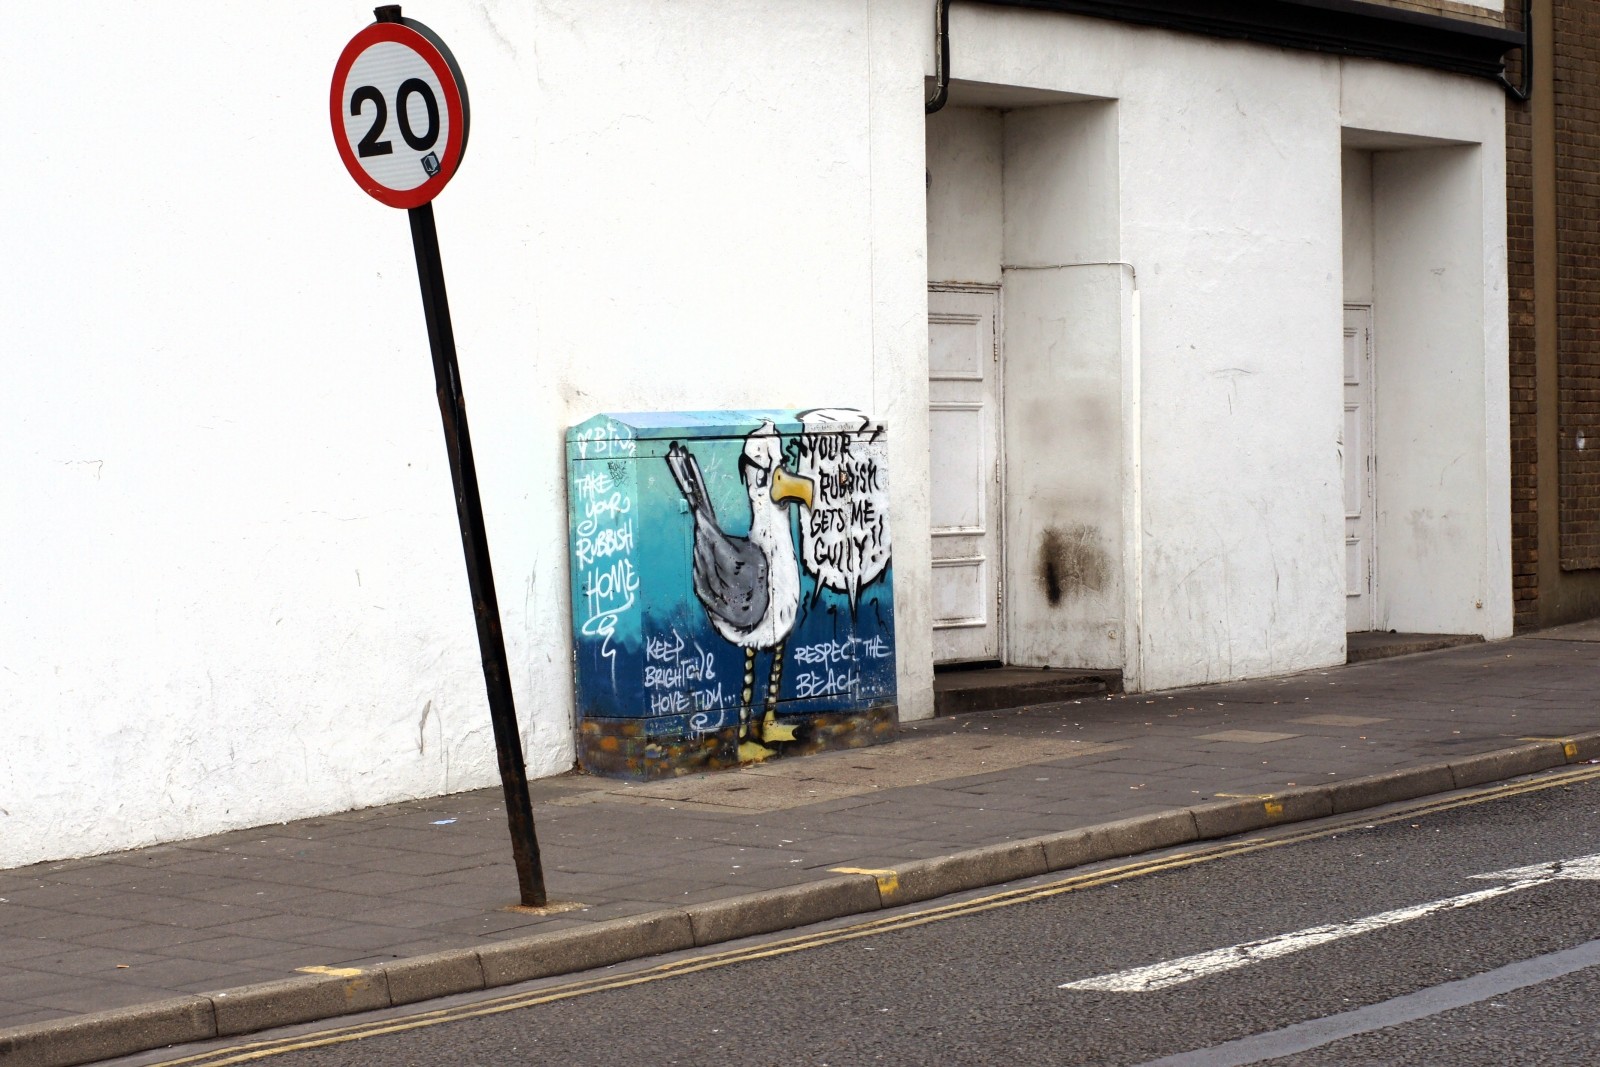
[926,0,952,114]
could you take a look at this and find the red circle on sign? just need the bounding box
[331,20,469,209]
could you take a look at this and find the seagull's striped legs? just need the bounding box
[764,641,785,717]
[758,642,797,744]
[736,646,780,762]
[739,647,757,737]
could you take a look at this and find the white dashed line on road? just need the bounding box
[1061,853,1600,993]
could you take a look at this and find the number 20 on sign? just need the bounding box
[330,13,470,208]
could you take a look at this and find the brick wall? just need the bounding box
[1506,3,1537,627]
[1555,1,1600,570]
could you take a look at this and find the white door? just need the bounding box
[928,287,1003,663]
[1343,305,1376,633]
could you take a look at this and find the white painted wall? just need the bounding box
[942,7,1507,690]
[944,10,1348,688]
[926,108,1003,287]
[926,99,1128,673]
[2,0,1509,866]
[1371,146,1507,635]
[1342,60,1512,639]
[867,0,938,730]
[0,0,932,869]
[1343,149,1376,305]
[1341,138,1510,641]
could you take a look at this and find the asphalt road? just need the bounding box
[131,771,1600,1066]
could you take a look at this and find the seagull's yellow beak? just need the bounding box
[770,467,814,509]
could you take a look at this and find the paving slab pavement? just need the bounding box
[4,630,1600,1065]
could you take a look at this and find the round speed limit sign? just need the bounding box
[331,17,470,209]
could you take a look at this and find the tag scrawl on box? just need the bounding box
[566,409,897,780]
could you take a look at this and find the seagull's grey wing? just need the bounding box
[691,515,769,633]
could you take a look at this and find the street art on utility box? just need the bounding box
[566,409,897,778]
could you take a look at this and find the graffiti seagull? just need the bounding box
[665,422,814,761]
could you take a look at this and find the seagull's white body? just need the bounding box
[667,429,802,640]
[724,472,801,650]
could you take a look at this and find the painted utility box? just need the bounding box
[567,409,897,778]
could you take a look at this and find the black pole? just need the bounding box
[406,200,547,907]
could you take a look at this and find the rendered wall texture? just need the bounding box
[0,0,930,868]
[1,0,1511,867]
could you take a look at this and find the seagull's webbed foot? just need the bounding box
[759,710,798,744]
[737,739,777,762]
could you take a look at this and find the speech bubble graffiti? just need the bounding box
[794,408,891,609]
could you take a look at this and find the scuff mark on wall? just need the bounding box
[476,2,518,58]
[1210,367,1257,415]
[1039,524,1110,607]
[417,700,433,755]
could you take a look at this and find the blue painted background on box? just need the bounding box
[567,409,896,775]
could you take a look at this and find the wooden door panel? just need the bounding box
[929,288,1001,663]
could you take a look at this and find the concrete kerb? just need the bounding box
[1562,729,1600,762]
[1191,786,1335,840]
[1030,810,1200,880]
[381,948,488,1007]
[476,909,694,987]
[8,738,1600,1067]
[878,840,1049,907]
[1329,763,1456,814]
[0,996,216,1067]
[688,875,882,945]
[210,971,390,1038]
[1448,741,1567,789]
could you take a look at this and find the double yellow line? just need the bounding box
[152,765,1600,1066]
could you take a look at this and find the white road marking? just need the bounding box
[1061,851,1600,993]
[1134,938,1600,1067]
[1468,853,1600,882]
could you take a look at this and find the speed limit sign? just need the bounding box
[330,13,470,208]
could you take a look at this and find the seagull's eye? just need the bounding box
[739,453,767,486]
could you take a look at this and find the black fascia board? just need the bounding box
[975,0,1522,81]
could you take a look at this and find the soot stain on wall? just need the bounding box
[1039,524,1109,607]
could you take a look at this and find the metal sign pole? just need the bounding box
[406,200,547,907]
[335,6,544,907]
